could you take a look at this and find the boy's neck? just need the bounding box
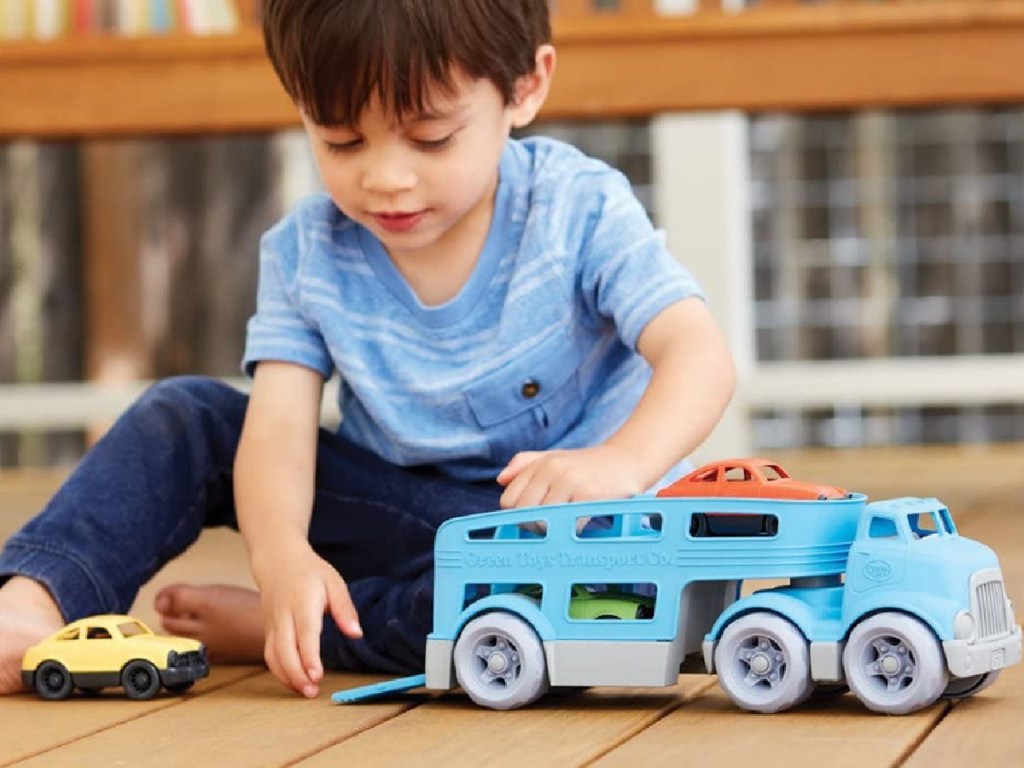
[385,173,499,307]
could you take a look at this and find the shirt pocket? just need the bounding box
[463,331,584,466]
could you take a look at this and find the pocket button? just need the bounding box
[521,379,541,399]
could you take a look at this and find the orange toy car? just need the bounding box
[657,458,848,501]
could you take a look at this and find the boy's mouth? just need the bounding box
[372,210,427,234]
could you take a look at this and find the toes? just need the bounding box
[155,584,201,620]
[160,614,203,638]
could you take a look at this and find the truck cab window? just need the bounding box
[868,516,899,539]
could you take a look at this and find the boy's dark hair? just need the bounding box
[262,0,552,126]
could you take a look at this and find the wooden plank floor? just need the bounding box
[1,446,1022,767]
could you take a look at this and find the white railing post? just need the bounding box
[652,112,755,461]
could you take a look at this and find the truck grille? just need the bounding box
[975,579,1009,639]
[173,650,205,669]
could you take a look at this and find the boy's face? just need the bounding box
[303,69,524,263]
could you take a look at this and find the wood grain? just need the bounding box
[1,447,1022,766]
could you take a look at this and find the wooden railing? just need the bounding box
[2,0,1024,445]
[1,1,1023,138]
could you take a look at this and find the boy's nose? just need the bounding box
[361,156,416,194]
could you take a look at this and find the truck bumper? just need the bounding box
[943,624,1022,678]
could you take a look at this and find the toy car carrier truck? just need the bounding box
[335,490,1020,715]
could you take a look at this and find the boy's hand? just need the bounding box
[496,445,646,509]
[252,539,362,698]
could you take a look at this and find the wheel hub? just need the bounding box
[487,653,510,674]
[880,655,901,675]
[739,636,787,687]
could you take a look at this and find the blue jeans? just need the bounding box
[0,376,504,674]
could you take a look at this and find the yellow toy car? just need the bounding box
[21,614,209,700]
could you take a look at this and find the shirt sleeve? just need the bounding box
[576,169,704,350]
[241,211,335,378]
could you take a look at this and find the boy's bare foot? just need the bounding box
[0,576,66,694]
[155,584,265,663]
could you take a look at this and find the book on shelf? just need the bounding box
[0,0,251,40]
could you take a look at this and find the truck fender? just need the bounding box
[452,594,556,642]
[841,592,959,642]
[703,592,818,674]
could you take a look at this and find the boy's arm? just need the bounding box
[497,297,735,507]
[235,361,362,698]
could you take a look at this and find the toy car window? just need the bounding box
[575,512,663,541]
[868,516,899,539]
[56,628,80,642]
[724,467,752,482]
[118,621,149,637]
[86,627,112,639]
[467,522,548,541]
[690,513,778,538]
[760,465,788,481]
[565,583,657,622]
[695,469,717,482]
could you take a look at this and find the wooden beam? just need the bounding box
[547,3,1024,117]
[0,2,1023,138]
[0,33,298,139]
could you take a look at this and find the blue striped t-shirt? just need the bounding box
[242,136,703,482]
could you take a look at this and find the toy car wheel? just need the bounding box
[165,681,195,694]
[454,612,549,710]
[714,612,814,713]
[843,612,947,715]
[34,660,73,700]
[941,671,1001,700]
[121,660,161,700]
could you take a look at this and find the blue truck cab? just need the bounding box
[704,496,1020,714]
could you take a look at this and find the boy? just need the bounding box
[0,0,734,699]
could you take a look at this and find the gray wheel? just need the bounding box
[454,612,549,710]
[843,612,947,714]
[121,660,161,700]
[714,612,814,713]
[34,660,73,700]
[942,671,1001,700]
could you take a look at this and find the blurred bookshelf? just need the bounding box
[0,1,259,38]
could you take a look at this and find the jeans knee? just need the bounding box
[136,376,212,418]
[130,376,245,441]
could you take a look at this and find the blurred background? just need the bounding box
[1,0,1023,469]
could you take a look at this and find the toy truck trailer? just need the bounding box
[334,493,1020,715]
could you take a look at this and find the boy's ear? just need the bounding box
[509,44,556,129]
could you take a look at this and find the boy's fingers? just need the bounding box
[496,451,540,486]
[508,463,550,509]
[273,613,317,697]
[264,643,285,688]
[264,632,293,693]
[500,462,535,508]
[296,604,325,684]
[326,574,363,639]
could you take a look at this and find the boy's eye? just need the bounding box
[324,138,362,154]
[413,134,454,151]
